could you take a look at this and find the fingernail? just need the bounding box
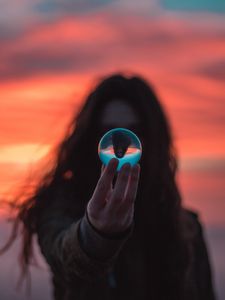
[111,158,119,166]
[108,158,119,170]
[133,164,140,171]
[122,163,131,171]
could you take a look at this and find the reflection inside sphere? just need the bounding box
[98,128,142,171]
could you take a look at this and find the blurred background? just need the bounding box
[0,0,224,299]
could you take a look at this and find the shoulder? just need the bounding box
[183,208,198,219]
[180,208,204,241]
[181,212,216,299]
[181,208,211,266]
[181,207,199,222]
[181,207,201,224]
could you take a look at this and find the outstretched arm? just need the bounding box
[37,159,140,285]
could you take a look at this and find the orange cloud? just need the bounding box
[0,12,224,224]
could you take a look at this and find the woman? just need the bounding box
[2,74,216,299]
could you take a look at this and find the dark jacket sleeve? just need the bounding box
[36,190,133,284]
[191,212,217,300]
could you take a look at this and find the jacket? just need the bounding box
[36,189,216,300]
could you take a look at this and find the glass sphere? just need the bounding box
[98,128,142,171]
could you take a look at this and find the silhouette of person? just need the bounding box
[1,74,216,300]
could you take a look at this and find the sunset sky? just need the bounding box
[0,0,224,225]
[0,2,225,300]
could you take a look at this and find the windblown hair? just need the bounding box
[1,73,190,298]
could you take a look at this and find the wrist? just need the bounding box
[85,208,133,240]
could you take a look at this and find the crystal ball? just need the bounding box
[98,128,142,171]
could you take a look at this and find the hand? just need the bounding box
[87,158,140,236]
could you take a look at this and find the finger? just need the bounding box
[101,164,113,197]
[101,164,105,175]
[123,164,140,207]
[90,158,118,209]
[109,163,131,207]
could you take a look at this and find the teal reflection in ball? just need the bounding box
[98,128,142,171]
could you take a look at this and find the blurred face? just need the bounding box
[97,99,146,169]
[99,99,142,136]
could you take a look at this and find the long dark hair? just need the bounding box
[1,73,191,298]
